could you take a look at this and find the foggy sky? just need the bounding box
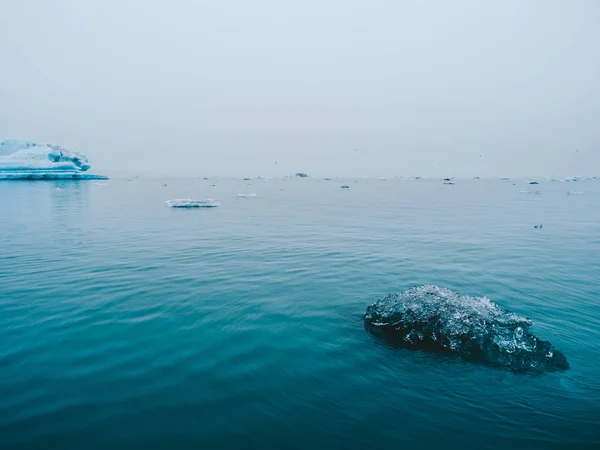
[1,0,598,177]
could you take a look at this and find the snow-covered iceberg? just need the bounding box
[165,198,220,208]
[0,139,107,180]
[365,285,568,373]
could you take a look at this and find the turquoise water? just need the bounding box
[1,178,599,449]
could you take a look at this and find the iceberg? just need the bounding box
[562,176,581,182]
[296,172,309,178]
[0,139,107,180]
[237,193,257,198]
[364,285,568,373]
[165,199,220,208]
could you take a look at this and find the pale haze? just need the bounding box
[1,0,598,177]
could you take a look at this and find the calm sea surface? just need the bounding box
[1,177,599,449]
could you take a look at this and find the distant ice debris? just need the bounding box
[296,173,309,178]
[534,224,543,229]
[165,199,220,208]
[341,185,350,189]
[364,285,568,373]
[528,181,539,185]
[238,193,257,198]
[566,191,585,195]
[520,190,542,194]
[562,176,581,182]
[0,139,107,180]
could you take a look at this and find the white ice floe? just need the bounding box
[237,193,257,198]
[0,139,107,180]
[562,176,581,182]
[165,199,220,208]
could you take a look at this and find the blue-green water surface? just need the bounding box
[1,178,599,449]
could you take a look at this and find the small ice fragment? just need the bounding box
[341,185,350,189]
[296,173,309,178]
[528,181,539,185]
[165,198,220,208]
[566,191,585,195]
[238,193,257,198]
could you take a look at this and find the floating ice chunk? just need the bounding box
[520,190,542,194]
[562,176,581,182]
[364,285,568,372]
[296,172,309,178]
[566,191,585,195]
[238,193,257,198]
[528,181,539,185]
[341,185,350,189]
[0,139,107,180]
[165,198,220,208]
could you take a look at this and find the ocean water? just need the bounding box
[1,177,599,449]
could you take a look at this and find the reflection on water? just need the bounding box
[0,178,599,449]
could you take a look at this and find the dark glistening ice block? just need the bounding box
[365,285,569,373]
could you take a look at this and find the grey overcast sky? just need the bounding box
[0,0,598,177]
